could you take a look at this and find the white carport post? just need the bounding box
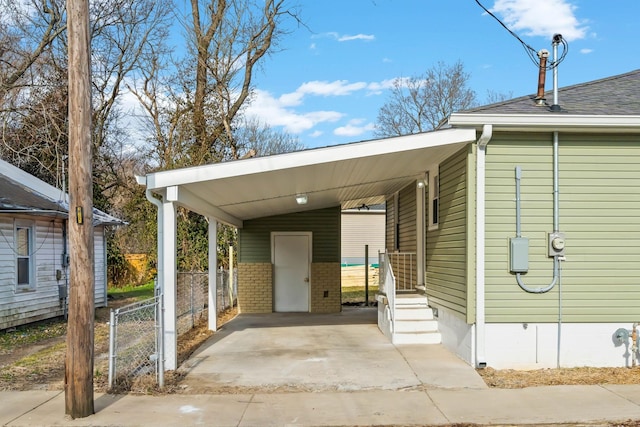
[416,178,426,287]
[208,218,218,331]
[163,186,178,370]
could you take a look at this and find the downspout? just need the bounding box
[475,124,492,368]
[136,175,165,385]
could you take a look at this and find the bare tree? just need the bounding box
[485,89,514,105]
[89,0,173,209]
[130,0,300,168]
[0,0,68,185]
[232,117,304,158]
[374,61,477,137]
[0,0,66,102]
[0,0,172,196]
[185,0,298,164]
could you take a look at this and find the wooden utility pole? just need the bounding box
[65,0,95,419]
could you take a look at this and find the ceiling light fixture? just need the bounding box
[295,194,308,205]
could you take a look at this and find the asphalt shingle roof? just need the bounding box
[461,69,640,116]
[0,175,63,212]
[0,170,124,225]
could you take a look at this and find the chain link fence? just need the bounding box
[176,270,237,334]
[108,269,237,390]
[176,272,207,335]
[108,294,161,390]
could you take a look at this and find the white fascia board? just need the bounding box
[449,113,640,133]
[0,157,65,202]
[170,186,243,228]
[145,128,477,190]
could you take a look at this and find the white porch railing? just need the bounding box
[378,252,396,336]
[386,252,417,291]
[378,251,419,339]
[378,252,396,325]
[378,252,440,346]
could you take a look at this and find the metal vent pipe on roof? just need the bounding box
[550,34,563,112]
[535,49,549,105]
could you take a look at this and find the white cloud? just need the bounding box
[313,32,375,42]
[246,78,393,137]
[278,92,305,107]
[246,89,343,134]
[491,0,588,41]
[313,31,340,40]
[338,34,375,42]
[276,80,369,108]
[366,79,396,95]
[334,119,376,137]
[580,48,593,54]
[298,80,368,96]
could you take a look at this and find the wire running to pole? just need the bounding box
[474,0,568,69]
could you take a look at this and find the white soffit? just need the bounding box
[145,128,476,224]
[449,113,640,133]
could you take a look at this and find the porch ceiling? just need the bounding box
[143,128,476,227]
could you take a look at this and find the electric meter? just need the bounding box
[552,236,565,251]
[548,232,566,257]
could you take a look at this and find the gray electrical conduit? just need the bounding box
[514,131,560,294]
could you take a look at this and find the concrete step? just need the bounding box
[394,319,439,333]
[394,307,435,321]
[395,296,429,308]
[392,331,442,345]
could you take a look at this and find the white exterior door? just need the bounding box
[272,232,311,312]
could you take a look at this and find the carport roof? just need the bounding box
[142,128,477,227]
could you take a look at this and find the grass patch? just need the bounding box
[0,319,67,351]
[108,281,155,302]
[14,342,66,368]
[342,285,379,304]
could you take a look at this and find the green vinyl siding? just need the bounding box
[385,195,396,251]
[485,132,640,323]
[398,185,416,252]
[239,206,341,263]
[426,146,469,318]
[390,184,418,288]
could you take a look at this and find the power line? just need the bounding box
[474,0,568,69]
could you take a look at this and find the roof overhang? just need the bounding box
[142,128,477,227]
[449,113,640,133]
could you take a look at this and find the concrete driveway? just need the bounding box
[179,307,487,393]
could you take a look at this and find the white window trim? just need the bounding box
[15,219,36,291]
[428,167,440,231]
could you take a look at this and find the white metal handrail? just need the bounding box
[379,252,396,331]
[387,252,416,291]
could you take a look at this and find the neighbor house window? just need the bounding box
[15,222,35,290]
[428,170,439,230]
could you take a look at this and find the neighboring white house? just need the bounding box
[0,158,124,330]
[341,204,385,266]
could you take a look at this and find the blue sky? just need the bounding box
[244,0,640,148]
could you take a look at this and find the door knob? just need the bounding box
[304,277,309,282]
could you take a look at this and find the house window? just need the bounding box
[15,222,35,290]
[428,170,439,230]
